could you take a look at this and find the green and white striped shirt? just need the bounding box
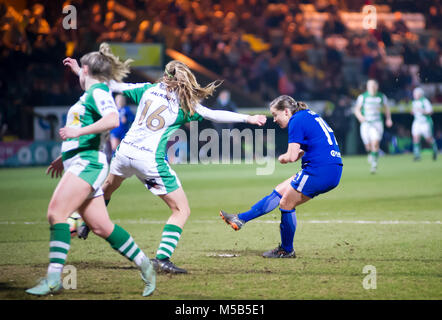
[412,97,433,124]
[356,91,388,122]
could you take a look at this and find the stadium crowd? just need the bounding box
[1,0,442,141]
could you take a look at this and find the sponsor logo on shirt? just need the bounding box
[330,150,341,158]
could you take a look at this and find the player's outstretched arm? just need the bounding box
[108,80,151,93]
[196,105,266,126]
[62,62,149,97]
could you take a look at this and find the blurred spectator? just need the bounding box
[373,21,392,47]
[135,20,154,43]
[322,14,347,37]
[211,90,238,136]
[392,11,409,35]
[27,4,50,40]
[327,95,352,154]
[0,109,7,141]
[2,0,442,140]
[426,5,442,30]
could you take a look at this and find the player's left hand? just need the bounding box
[386,119,393,128]
[59,127,81,140]
[63,57,81,76]
[247,115,267,126]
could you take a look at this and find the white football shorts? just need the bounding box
[110,151,181,195]
[360,121,384,145]
[63,150,107,199]
[412,120,432,139]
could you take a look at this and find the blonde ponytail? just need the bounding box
[80,42,133,82]
[98,42,133,82]
[162,60,222,115]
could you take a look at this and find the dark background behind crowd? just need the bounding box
[1,0,442,149]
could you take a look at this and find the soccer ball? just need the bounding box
[67,212,83,238]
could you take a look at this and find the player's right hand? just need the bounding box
[247,114,267,126]
[46,157,64,178]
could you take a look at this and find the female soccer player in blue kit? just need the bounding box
[220,95,343,258]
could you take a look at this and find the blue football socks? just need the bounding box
[238,190,282,222]
[279,208,297,252]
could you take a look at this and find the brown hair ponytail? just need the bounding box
[269,95,308,114]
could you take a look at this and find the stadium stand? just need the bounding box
[1,0,442,147]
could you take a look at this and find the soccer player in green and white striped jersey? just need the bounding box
[411,87,438,161]
[354,79,393,174]
[67,60,267,273]
[26,44,155,297]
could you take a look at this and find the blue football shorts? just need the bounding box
[290,164,343,198]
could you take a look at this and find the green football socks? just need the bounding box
[156,224,182,260]
[106,224,146,267]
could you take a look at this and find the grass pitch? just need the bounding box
[0,154,441,300]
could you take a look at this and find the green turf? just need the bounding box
[0,154,441,300]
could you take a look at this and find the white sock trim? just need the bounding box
[47,263,63,274]
[133,251,146,268]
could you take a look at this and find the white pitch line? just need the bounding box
[0,219,440,225]
[258,220,441,225]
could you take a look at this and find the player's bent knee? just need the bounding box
[89,224,112,238]
[47,201,63,224]
[279,197,294,211]
[177,206,191,219]
[46,210,56,224]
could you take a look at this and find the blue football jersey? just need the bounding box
[288,109,342,168]
[111,106,135,138]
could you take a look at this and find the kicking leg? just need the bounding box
[220,175,296,231]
